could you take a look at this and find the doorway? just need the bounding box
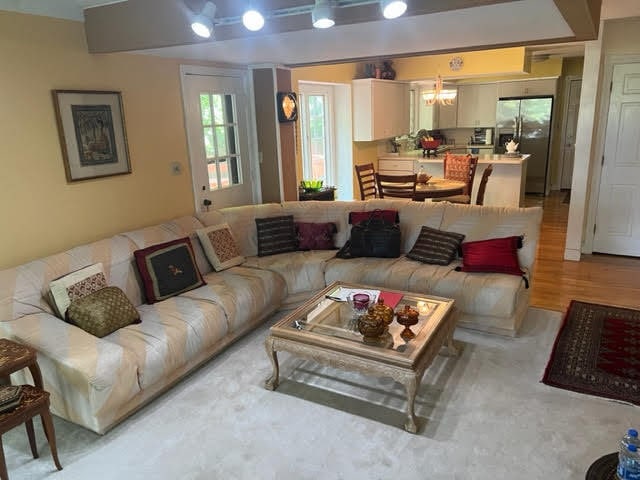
[181,66,255,211]
[559,77,582,190]
[593,62,640,256]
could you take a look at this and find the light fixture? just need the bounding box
[242,9,265,31]
[422,76,457,106]
[312,0,336,29]
[191,1,216,38]
[381,0,407,19]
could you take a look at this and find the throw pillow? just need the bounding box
[134,237,206,304]
[406,226,465,265]
[196,223,245,271]
[295,222,337,250]
[255,215,297,256]
[65,286,140,338]
[349,209,399,225]
[49,263,107,318]
[459,236,524,275]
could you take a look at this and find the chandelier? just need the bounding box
[422,76,457,106]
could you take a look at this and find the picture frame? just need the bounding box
[276,91,298,122]
[52,90,131,182]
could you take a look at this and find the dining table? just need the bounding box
[413,178,466,201]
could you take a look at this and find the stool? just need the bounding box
[0,385,63,479]
[0,339,62,479]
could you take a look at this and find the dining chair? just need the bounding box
[374,173,417,199]
[355,163,377,200]
[474,164,493,205]
[434,153,478,204]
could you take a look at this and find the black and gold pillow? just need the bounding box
[255,215,297,256]
[406,226,465,265]
[65,286,140,338]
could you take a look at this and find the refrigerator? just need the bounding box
[495,96,553,194]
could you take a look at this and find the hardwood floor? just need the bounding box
[527,191,640,312]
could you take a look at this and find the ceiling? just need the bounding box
[0,0,619,67]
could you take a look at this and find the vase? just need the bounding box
[396,304,419,340]
[358,307,387,343]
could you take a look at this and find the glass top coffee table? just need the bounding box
[264,281,458,433]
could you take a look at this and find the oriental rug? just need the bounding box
[542,300,640,405]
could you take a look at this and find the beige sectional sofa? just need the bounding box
[0,199,542,433]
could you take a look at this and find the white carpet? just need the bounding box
[3,308,637,479]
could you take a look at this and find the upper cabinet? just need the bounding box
[352,79,409,141]
[434,89,458,129]
[497,78,557,98]
[456,83,498,128]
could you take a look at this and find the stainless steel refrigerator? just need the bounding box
[495,96,553,194]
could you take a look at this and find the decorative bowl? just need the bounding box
[396,304,420,340]
[420,138,441,150]
[300,180,323,192]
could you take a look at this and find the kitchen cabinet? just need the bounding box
[352,79,409,141]
[378,157,415,175]
[435,95,457,129]
[456,83,498,127]
[497,79,557,98]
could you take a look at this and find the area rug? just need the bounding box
[542,300,640,405]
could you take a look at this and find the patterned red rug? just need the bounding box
[542,300,640,405]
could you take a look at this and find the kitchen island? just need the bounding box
[378,152,529,207]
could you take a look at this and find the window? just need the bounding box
[199,93,242,190]
[299,84,334,184]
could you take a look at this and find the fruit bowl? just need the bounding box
[420,138,441,150]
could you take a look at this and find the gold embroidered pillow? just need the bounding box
[65,286,140,338]
[49,263,107,318]
[196,224,244,271]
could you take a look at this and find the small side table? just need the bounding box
[586,452,617,480]
[0,338,62,479]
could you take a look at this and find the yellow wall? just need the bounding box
[0,11,202,269]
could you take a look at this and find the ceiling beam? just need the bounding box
[553,0,601,41]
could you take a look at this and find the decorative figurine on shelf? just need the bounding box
[380,60,396,80]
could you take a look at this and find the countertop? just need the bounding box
[379,151,530,165]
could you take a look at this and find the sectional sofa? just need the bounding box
[0,199,542,433]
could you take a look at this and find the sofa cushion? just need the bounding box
[65,286,140,338]
[134,238,206,304]
[325,256,419,292]
[255,215,297,256]
[459,236,524,275]
[49,263,107,318]
[196,223,245,271]
[295,222,337,250]
[406,226,465,266]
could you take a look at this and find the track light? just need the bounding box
[242,9,265,31]
[191,1,216,38]
[381,0,407,19]
[312,0,335,29]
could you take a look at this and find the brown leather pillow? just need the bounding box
[65,286,140,338]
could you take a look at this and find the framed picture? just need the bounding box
[52,90,131,182]
[276,92,298,122]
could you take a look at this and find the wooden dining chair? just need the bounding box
[475,164,493,205]
[355,163,377,200]
[374,173,417,199]
[434,153,478,204]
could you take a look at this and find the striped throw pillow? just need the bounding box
[406,226,465,265]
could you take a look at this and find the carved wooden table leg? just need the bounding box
[403,374,419,433]
[264,337,279,391]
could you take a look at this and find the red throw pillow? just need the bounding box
[349,209,399,225]
[295,222,337,250]
[459,236,524,276]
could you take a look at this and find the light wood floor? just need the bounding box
[527,191,640,312]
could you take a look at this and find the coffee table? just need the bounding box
[264,282,458,433]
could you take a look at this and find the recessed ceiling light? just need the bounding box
[242,9,265,31]
[381,0,407,19]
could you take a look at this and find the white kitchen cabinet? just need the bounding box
[456,83,498,127]
[435,95,457,129]
[352,79,409,141]
[497,78,557,98]
[378,157,415,175]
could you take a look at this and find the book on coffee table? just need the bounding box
[0,385,23,413]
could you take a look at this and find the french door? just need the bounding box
[299,83,335,186]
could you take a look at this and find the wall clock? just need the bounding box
[277,92,298,122]
[449,56,464,71]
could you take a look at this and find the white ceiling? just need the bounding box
[0,0,123,21]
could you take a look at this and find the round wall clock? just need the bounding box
[277,92,298,122]
[449,56,464,71]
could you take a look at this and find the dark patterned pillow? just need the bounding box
[255,215,297,256]
[134,237,206,304]
[65,286,140,338]
[406,226,465,265]
[295,222,337,250]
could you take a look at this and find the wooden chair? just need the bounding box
[374,173,417,199]
[434,153,478,204]
[355,163,377,200]
[475,164,493,205]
